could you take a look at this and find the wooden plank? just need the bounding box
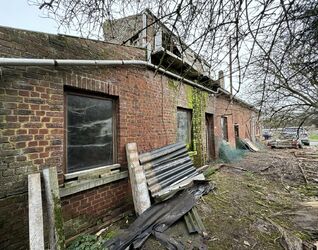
[126,143,151,215]
[242,138,259,152]
[60,171,128,197]
[28,173,44,250]
[64,164,121,180]
[43,167,65,250]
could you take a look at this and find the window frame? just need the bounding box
[176,107,193,147]
[64,89,117,174]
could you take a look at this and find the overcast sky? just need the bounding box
[0,1,78,36]
[0,1,239,94]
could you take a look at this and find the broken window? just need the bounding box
[66,92,115,173]
[221,116,228,142]
[177,108,192,146]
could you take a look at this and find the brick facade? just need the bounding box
[0,26,257,249]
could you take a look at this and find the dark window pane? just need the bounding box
[177,108,191,144]
[67,94,113,173]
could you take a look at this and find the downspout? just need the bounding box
[0,58,223,95]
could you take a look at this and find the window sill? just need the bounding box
[60,164,128,197]
[64,164,121,181]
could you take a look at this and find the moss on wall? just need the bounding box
[169,81,209,166]
[192,88,208,166]
[185,85,193,109]
[53,195,66,250]
[168,79,179,93]
[184,85,208,166]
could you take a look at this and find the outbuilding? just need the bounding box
[0,10,259,248]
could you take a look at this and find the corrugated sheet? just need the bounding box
[184,207,206,234]
[139,142,199,197]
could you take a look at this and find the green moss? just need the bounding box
[67,235,103,250]
[103,229,118,240]
[191,88,208,166]
[175,83,209,166]
[185,85,193,109]
[308,133,318,141]
[168,79,179,92]
[294,231,312,241]
[203,166,217,178]
[297,184,318,196]
[53,195,66,250]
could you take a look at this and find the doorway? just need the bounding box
[234,124,240,148]
[205,114,216,161]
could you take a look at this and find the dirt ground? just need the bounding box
[201,148,318,249]
[141,147,318,250]
[68,146,318,249]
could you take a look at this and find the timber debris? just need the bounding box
[240,138,260,152]
[104,182,212,250]
[110,142,212,249]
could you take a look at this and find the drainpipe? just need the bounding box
[0,58,223,95]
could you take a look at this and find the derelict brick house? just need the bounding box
[0,10,259,249]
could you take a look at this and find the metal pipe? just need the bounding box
[0,58,221,95]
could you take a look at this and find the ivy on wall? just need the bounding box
[168,80,209,167]
[185,85,208,167]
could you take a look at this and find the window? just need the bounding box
[221,116,228,141]
[176,108,192,145]
[66,92,115,173]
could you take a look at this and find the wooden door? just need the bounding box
[206,114,216,161]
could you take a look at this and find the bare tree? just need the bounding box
[245,1,318,126]
[30,0,318,125]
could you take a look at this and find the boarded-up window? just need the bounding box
[66,93,114,173]
[177,108,192,145]
[221,116,228,141]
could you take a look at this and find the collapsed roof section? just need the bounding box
[103,9,222,90]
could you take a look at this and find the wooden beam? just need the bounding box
[28,173,44,250]
[43,167,65,250]
[126,143,151,215]
[60,171,128,197]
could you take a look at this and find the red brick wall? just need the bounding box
[61,179,131,238]
[0,193,28,249]
[0,26,257,249]
[215,95,255,149]
[0,64,178,248]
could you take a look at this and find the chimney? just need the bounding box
[218,70,225,89]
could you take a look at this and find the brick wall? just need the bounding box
[62,178,131,239]
[0,26,257,249]
[215,95,255,149]
[0,63,178,248]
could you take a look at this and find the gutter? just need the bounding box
[0,58,220,95]
[0,57,256,110]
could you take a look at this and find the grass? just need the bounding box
[309,133,318,141]
[200,171,313,249]
[67,221,122,250]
